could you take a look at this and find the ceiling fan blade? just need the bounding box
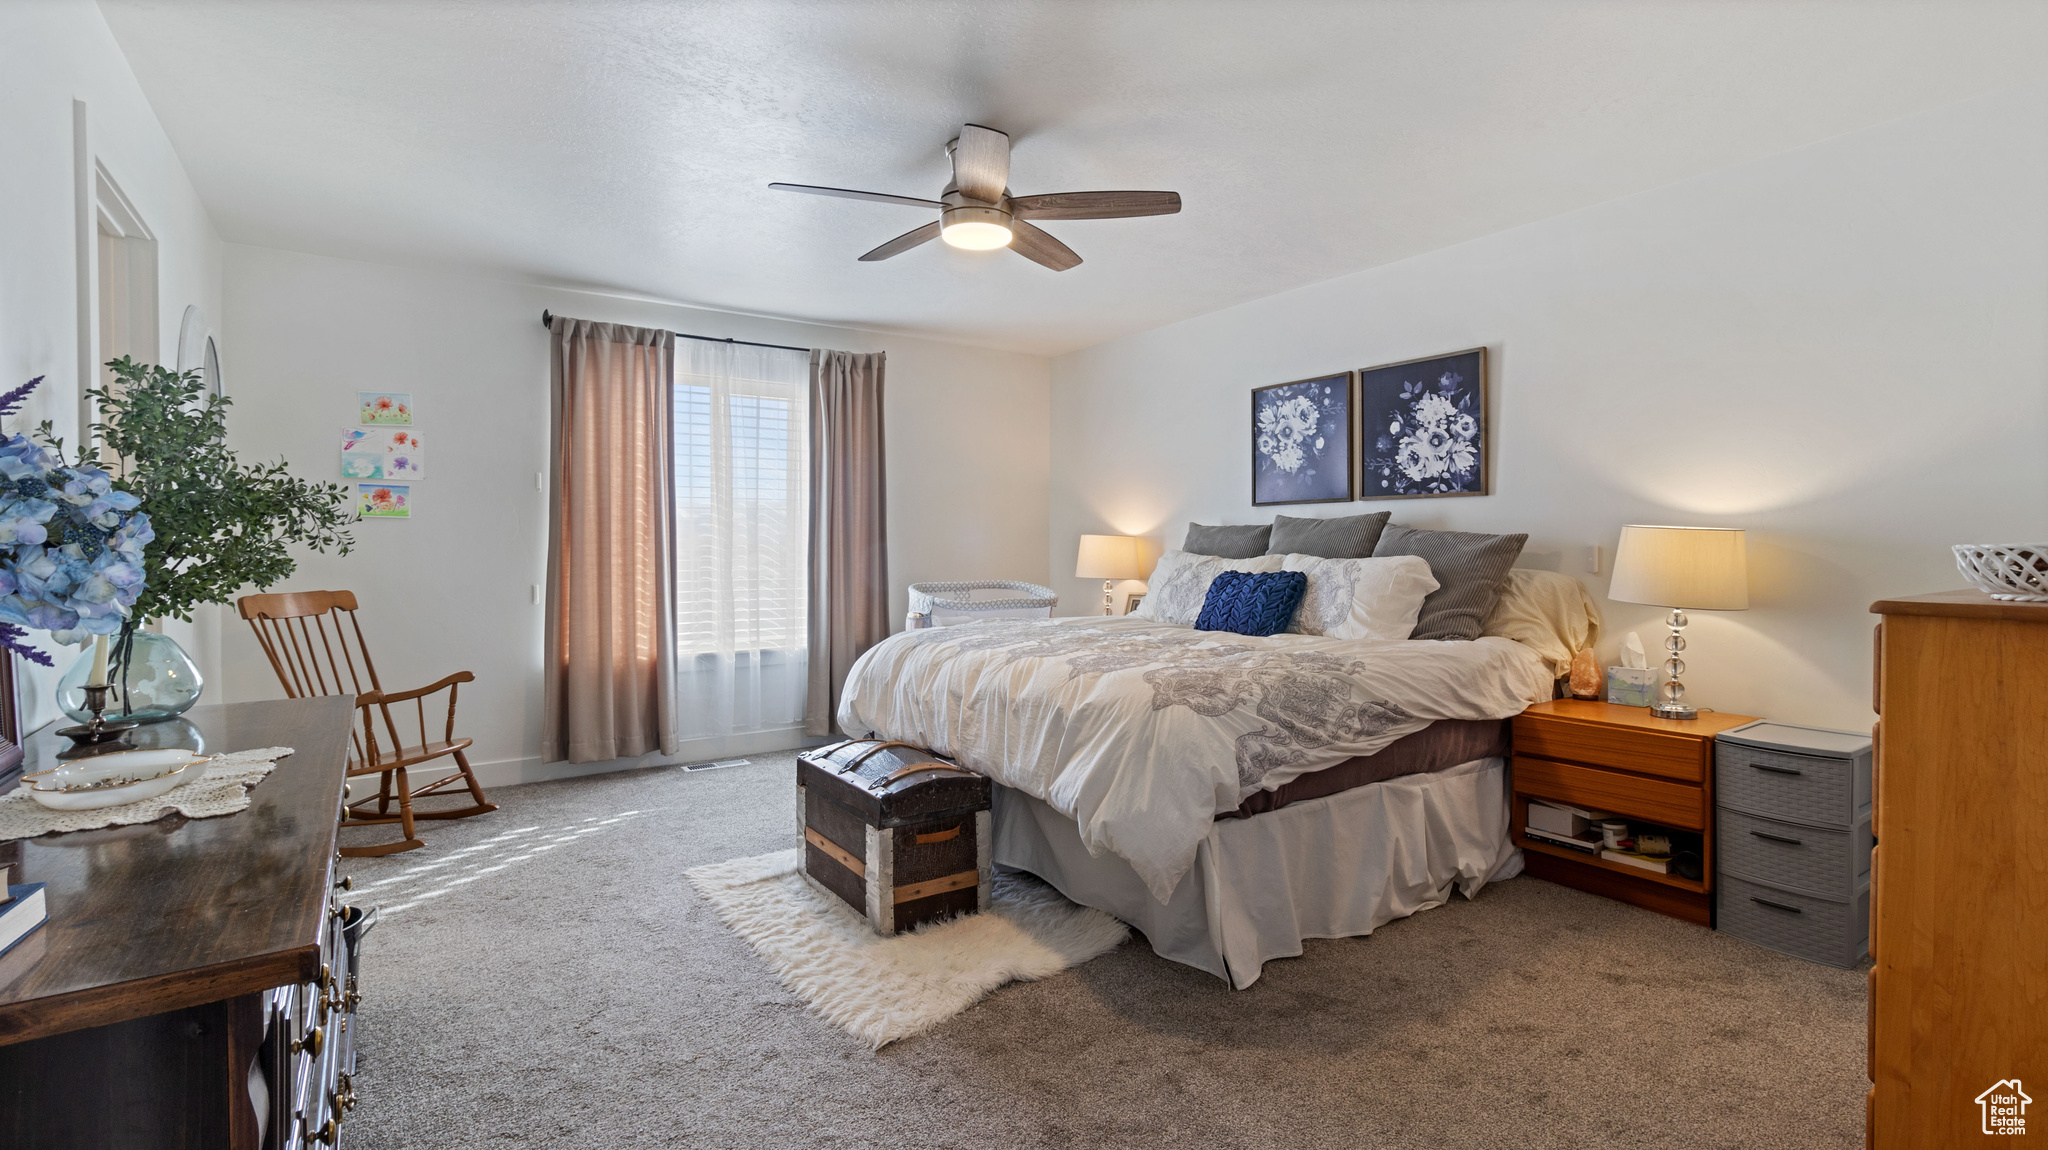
[1007,220,1081,271]
[858,221,944,262]
[950,124,1010,203]
[1010,191,1183,220]
[769,182,944,209]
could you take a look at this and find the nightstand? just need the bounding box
[1510,699,1760,925]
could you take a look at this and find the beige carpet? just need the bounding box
[338,751,1870,1150]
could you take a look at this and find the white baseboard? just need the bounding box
[467,726,829,790]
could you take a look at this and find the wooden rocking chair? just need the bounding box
[237,589,497,856]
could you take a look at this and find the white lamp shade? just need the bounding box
[1609,525,1749,610]
[1075,534,1142,580]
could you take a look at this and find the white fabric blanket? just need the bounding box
[837,617,1551,902]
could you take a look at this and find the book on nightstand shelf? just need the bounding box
[1600,848,1672,874]
[0,863,47,960]
[1523,825,1603,855]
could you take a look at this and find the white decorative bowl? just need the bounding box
[1954,544,2048,602]
[22,749,209,811]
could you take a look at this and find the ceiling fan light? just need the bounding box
[939,202,1014,250]
[941,220,1013,250]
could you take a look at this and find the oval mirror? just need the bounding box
[173,305,224,401]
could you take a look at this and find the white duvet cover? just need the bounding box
[837,616,1552,902]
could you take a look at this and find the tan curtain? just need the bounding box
[544,317,679,764]
[805,350,890,736]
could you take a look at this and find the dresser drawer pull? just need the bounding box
[316,964,342,1020]
[305,1117,339,1146]
[1751,763,1804,776]
[291,1025,324,1058]
[1750,896,1804,914]
[1750,830,1805,846]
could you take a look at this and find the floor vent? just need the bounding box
[684,758,753,772]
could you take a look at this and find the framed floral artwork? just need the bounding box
[1251,372,1355,505]
[1357,348,1489,499]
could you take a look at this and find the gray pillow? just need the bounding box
[1266,511,1392,559]
[1372,525,1529,641]
[1184,522,1272,560]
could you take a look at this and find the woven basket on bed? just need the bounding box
[1953,544,2048,602]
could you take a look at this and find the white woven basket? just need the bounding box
[1953,544,2048,602]
[908,580,1058,615]
[905,580,1058,628]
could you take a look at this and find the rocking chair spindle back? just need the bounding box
[238,589,496,856]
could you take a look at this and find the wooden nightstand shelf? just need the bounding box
[1511,699,1759,925]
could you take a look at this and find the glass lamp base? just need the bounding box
[1651,608,1697,720]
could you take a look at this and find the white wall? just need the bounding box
[1049,83,2048,733]
[219,245,1050,781]
[0,0,223,731]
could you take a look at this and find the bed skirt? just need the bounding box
[990,757,1522,989]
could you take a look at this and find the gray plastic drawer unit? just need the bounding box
[1718,874,1871,969]
[1714,720,1873,968]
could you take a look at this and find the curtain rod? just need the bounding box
[540,310,810,354]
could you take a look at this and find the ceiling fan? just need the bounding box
[769,124,1181,271]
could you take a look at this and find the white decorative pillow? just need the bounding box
[1482,568,1603,677]
[1134,550,1286,626]
[1281,554,1440,641]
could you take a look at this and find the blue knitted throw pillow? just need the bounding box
[1193,570,1307,637]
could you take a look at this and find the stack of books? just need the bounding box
[0,864,49,959]
[1525,802,1678,873]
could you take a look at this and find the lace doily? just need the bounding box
[0,746,295,841]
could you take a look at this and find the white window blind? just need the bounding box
[672,340,810,740]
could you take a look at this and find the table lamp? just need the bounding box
[1607,525,1748,720]
[1075,534,1143,615]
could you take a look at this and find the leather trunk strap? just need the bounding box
[843,740,923,771]
[877,762,965,785]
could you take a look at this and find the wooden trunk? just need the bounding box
[797,740,992,935]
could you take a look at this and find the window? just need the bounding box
[671,342,809,664]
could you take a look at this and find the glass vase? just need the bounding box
[58,626,204,725]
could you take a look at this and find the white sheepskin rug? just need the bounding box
[685,849,1129,1048]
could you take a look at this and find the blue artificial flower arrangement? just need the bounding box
[0,378,152,665]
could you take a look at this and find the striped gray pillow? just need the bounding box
[1372,525,1528,641]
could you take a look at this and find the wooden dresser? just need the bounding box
[1868,592,2047,1148]
[0,696,364,1149]
[1511,699,1760,925]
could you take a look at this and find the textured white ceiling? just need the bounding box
[98,0,2047,355]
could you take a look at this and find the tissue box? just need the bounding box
[1606,667,1659,707]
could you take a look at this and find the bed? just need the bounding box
[835,568,1597,987]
